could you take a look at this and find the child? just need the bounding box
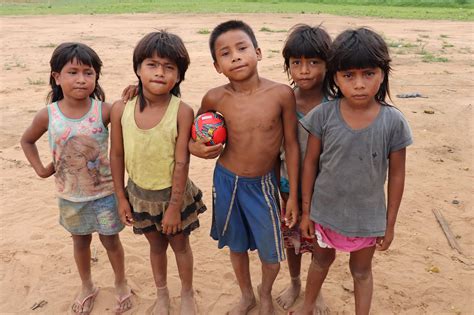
[293,27,413,314]
[21,42,132,315]
[275,24,331,312]
[189,20,300,314]
[110,31,206,315]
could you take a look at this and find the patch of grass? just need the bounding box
[439,34,449,38]
[268,49,280,53]
[419,34,430,39]
[1,1,472,20]
[197,28,210,35]
[387,39,417,48]
[420,52,449,62]
[39,43,56,48]
[260,26,287,33]
[27,77,46,85]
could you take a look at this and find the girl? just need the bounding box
[21,43,132,315]
[110,31,206,315]
[276,24,331,312]
[293,28,413,314]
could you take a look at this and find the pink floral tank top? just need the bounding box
[47,99,114,202]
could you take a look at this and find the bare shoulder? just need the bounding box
[202,85,228,108]
[178,100,194,117]
[33,106,50,128]
[110,99,127,117]
[263,78,293,95]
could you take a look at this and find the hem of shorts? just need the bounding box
[57,191,114,203]
[61,222,124,236]
[310,216,385,237]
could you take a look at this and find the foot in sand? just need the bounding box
[115,281,133,314]
[276,277,301,310]
[313,292,330,315]
[227,292,256,315]
[258,284,275,315]
[72,285,99,315]
[180,288,197,315]
[152,286,170,315]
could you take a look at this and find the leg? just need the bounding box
[168,233,196,315]
[292,244,335,315]
[99,234,132,313]
[228,250,256,315]
[349,246,376,315]
[71,234,98,314]
[144,231,170,315]
[259,260,280,315]
[276,249,302,310]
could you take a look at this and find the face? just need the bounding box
[64,150,86,173]
[137,54,179,96]
[213,29,262,81]
[334,67,384,106]
[289,56,326,91]
[52,59,96,100]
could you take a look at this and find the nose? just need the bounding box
[300,62,310,74]
[354,75,365,89]
[231,52,241,63]
[155,64,165,76]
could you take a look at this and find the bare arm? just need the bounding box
[101,101,112,126]
[281,87,300,228]
[110,100,133,225]
[300,133,322,238]
[377,148,406,251]
[20,108,55,178]
[162,102,194,235]
[188,90,223,159]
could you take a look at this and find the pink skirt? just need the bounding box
[314,223,376,252]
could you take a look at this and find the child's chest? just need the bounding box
[134,105,168,130]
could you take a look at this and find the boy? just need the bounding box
[190,20,300,315]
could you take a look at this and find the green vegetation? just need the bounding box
[1,0,473,20]
[197,29,211,35]
[27,77,46,85]
[260,26,287,33]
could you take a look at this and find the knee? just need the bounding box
[311,251,335,270]
[170,238,190,256]
[99,234,121,251]
[350,265,372,282]
[72,234,92,250]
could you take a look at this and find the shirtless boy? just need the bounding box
[190,20,300,315]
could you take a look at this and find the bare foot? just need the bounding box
[258,284,275,315]
[227,292,256,315]
[72,284,99,315]
[151,286,170,315]
[276,278,301,310]
[115,281,133,314]
[180,288,197,315]
[313,292,330,315]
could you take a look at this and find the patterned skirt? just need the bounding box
[126,178,207,235]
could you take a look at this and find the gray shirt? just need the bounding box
[300,99,413,237]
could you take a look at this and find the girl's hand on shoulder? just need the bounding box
[121,84,138,104]
[162,207,182,235]
[37,162,55,178]
[376,227,394,251]
[188,139,223,159]
[117,198,134,226]
[300,214,315,239]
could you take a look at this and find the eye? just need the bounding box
[221,51,229,57]
[310,60,319,65]
[68,71,77,74]
[239,46,247,51]
[291,60,300,65]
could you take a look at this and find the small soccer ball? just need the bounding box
[191,111,227,146]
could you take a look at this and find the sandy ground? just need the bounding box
[0,12,472,315]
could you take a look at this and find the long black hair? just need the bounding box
[47,42,105,103]
[325,27,392,103]
[133,31,190,112]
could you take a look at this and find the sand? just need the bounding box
[0,13,472,314]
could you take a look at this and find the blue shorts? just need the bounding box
[210,163,285,263]
[58,194,124,235]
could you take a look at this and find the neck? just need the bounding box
[142,90,172,108]
[60,95,91,108]
[295,86,324,112]
[228,72,261,94]
[341,97,379,111]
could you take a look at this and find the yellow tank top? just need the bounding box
[121,95,180,190]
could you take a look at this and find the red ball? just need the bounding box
[191,111,227,146]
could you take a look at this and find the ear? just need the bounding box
[213,61,222,74]
[256,47,262,61]
[136,64,142,78]
[333,73,339,87]
[52,72,60,85]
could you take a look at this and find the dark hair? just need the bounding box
[209,20,258,62]
[133,31,190,111]
[282,24,331,86]
[48,42,105,103]
[325,27,392,103]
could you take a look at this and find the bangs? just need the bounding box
[135,32,187,66]
[334,43,383,71]
[286,39,324,59]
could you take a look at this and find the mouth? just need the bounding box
[352,94,367,99]
[231,65,247,71]
[151,80,166,84]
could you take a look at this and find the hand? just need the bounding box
[284,197,299,228]
[37,162,55,178]
[188,139,223,159]
[376,227,394,251]
[117,198,134,226]
[161,207,182,235]
[121,84,138,103]
[300,214,315,239]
